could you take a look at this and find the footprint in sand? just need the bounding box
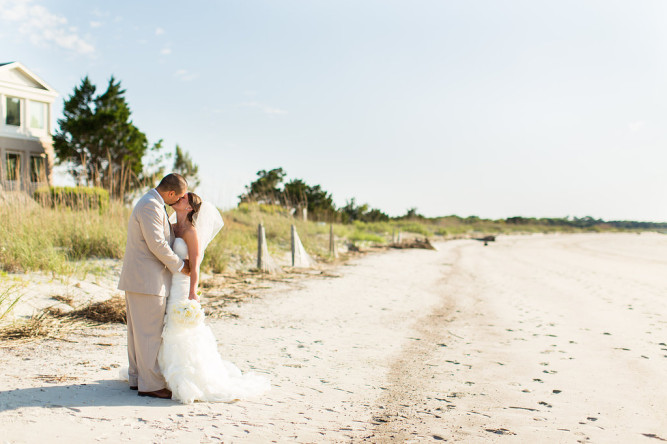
[485,428,516,435]
[641,433,667,441]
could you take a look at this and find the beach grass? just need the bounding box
[0,195,625,276]
[0,197,128,274]
[0,285,22,322]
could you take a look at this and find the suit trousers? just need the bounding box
[125,291,167,392]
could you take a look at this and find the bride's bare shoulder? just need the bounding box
[181,225,199,241]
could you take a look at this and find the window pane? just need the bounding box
[6,153,20,181]
[30,101,46,129]
[31,155,45,182]
[6,97,20,126]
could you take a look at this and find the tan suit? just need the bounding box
[118,189,184,392]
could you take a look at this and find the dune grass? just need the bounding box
[0,195,625,277]
[0,198,128,274]
[0,285,22,322]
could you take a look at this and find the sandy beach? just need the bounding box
[1,232,666,443]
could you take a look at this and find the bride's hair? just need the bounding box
[187,192,202,225]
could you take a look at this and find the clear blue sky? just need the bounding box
[2,0,666,221]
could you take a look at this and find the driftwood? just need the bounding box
[389,238,436,250]
[475,235,496,246]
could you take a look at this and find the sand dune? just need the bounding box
[1,233,666,442]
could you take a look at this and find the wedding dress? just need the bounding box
[157,204,270,404]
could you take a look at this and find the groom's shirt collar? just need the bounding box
[151,188,165,206]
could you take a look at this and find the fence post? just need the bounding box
[291,224,296,266]
[257,223,283,274]
[257,223,264,269]
[329,223,338,258]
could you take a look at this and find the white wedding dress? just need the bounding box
[157,238,270,404]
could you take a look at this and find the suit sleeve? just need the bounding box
[137,202,184,274]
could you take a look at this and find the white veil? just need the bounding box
[169,200,224,257]
[193,201,224,256]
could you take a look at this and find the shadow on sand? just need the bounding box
[0,379,174,412]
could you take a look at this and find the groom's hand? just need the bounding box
[181,259,191,275]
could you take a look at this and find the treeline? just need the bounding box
[238,167,392,223]
[503,216,667,230]
[239,168,667,230]
[49,73,667,233]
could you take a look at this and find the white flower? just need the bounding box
[170,299,205,328]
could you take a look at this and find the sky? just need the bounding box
[1,0,666,221]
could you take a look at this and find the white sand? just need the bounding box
[1,233,666,443]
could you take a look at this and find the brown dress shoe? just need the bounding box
[138,388,172,399]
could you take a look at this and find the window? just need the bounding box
[30,101,46,130]
[30,155,46,182]
[6,97,21,126]
[6,153,20,181]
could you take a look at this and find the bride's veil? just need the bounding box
[192,201,224,256]
[168,199,224,258]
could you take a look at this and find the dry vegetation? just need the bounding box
[0,193,628,342]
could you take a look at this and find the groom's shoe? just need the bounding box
[129,386,138,390]
[138,388,172,399]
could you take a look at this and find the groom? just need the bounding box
[118,173,190,399]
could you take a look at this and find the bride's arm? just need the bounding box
[182,228,201,301]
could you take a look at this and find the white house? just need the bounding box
[0,62,58,192]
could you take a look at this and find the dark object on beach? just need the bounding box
[347,243,361,253]
[475,235,496,246]
[390,238,436,250]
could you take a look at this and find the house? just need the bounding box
[0,62,58,193]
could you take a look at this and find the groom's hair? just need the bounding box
[157,173,188,193]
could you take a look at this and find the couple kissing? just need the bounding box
[118,173,270,403]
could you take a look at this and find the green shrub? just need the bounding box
[349,230,386,244]
[34,186,110,212]
[397,222,433,237]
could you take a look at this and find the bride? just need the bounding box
[158,192,270,404]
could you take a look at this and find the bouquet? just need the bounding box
[169,299,205,328]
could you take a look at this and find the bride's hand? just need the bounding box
[188,292,199,302]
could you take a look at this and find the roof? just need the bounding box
[0,61,57,96]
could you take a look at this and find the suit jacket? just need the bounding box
[118,189,183,296]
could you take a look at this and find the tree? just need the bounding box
[53,76,163,198]
[283,179,336,220]
[340,198,389,223]
[303,184,335,219]
[363,208,389,222]
[340,198,369,223]
[238,167,286,204]
[173,145,200,190]
[282,178,308,208]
